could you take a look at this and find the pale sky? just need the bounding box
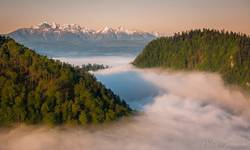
[0,0,250,34]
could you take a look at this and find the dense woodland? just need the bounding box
[133,29,250,91]
[0,36,131,126]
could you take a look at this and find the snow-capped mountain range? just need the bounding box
[10,21,159,41]
[32,21,159,35]
[8,21,159,57]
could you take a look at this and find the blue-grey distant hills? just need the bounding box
[8,21,159,57]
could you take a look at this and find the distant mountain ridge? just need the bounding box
[28,21,159,39]
[11,21,159,41]
[8,22,158,57]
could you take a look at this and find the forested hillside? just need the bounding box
[133,29,250,91]
[0,36,131,126]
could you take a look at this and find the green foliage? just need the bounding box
[133,29,250,91]
[79,111,89,125]
[0,36,131,126]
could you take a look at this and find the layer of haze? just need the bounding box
[0,57,250,150]
[54,56,135,67]
[1,0,250,34]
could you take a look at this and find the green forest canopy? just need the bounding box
[0,36,131,126]
[133,29,250,91]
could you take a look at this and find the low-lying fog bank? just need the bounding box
[0,58,249,150]
[54,56,135,67]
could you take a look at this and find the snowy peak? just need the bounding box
[9,21,159,43]
[98,26,114,33]
[29,21,159,36]
[59,24,82,33]
[8,21,159,57]
[32,21,58,30]
[32,22,82,33]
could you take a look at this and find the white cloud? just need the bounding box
[53,56,134,67]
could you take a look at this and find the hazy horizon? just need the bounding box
[0,1,250,149]
[1,0,250,34]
